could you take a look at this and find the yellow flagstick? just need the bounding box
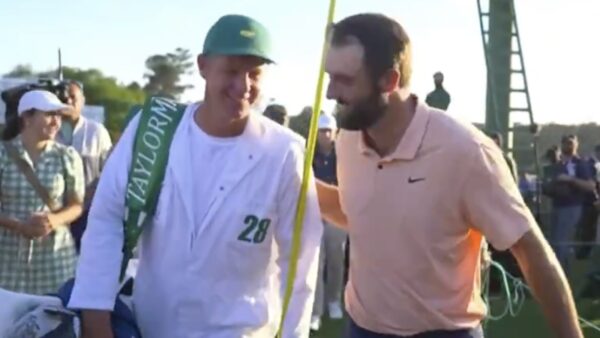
[277,0,337,336]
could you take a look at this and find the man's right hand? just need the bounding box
[81,310,114,338]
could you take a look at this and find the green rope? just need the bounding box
[482,260,527,325]
[483,259,600,334]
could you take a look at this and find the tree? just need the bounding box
[3,64,34,78]
[143,47,194,99]
[127,82,142,91]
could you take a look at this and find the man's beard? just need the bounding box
[337,91,387,131]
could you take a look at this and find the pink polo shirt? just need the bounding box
[336,100,534,335]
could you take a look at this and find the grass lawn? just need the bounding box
[310,260,600,337]
[311,299,600,337]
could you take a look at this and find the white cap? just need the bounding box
[17,90,71,116]
[318,113,337,130]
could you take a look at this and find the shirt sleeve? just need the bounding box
[461,141,536,251]
[63,146,86,203]
[275,141,323,338]
[68,114,140,311]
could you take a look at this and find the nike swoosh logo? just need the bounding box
[408,177,426,183]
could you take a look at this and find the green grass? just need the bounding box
[311,318,343,338]
[311,300,600,338]
[309,260,600,337]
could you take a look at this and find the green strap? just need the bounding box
[120,96,186,280]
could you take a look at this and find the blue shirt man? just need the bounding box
[546,135,595,275]
[310,112,346,331]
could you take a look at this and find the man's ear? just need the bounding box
[197,54,208,79]
[379,69,401,93]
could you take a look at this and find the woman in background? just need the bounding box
[0,90,85,295]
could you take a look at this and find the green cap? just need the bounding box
[203,14,274,63]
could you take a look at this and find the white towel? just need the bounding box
[0,287,80,338]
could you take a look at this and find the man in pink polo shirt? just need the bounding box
[316,13,582,338]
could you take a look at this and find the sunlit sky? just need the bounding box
[1,0,598,124]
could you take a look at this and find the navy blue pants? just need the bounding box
[347,317,484,338]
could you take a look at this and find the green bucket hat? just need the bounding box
[203,14,274,63]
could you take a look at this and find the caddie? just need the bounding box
[67,14,323,338]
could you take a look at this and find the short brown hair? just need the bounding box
[330,13,412,88]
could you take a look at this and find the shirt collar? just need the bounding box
[358,96,431,161]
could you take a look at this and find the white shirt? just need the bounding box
[68,103,322,338]
[189,120,239,236]
[58,116,112,187]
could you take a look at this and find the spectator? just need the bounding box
[0,90,85,295]
[57,81,112,252]
[425,71,451,111]
[263,103,289,127]
[574,145,600,260]
[311,112,346,331]
[542,135,595,274]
